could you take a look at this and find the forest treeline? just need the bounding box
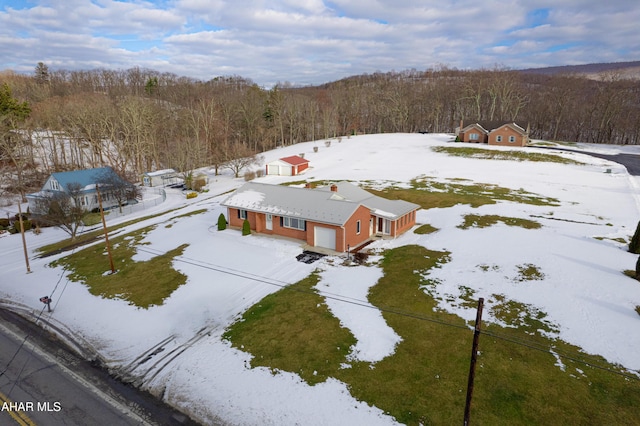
[1,64,639,194]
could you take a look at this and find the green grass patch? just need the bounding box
[364,176,560,210]
[82,212,106,226]
[286,178,559,212]
[490,294,558,335]
[225,245,640,424]
[414,223,439,234]
[338,245,468,425]
[475,322,640,426]
[458,214,542,230]
[514,263,546,282]
[172,208,207,219]
[432,146,584,165]
[478,264,501,272]
[223,272,356,385]
[51,226,188,308]
[37,207,204,256]
[594,236,627,245]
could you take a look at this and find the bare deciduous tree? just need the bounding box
[34,182,85,241]
[224,143,263,178]
[95,168,138,213]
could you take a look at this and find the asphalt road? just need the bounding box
[0,309,198,426]
[538,146,640,176]
[588,152,640,176]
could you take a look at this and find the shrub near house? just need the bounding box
[221,181,420,252]
[217,213,227,231]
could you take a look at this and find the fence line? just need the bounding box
[103,187,166,220]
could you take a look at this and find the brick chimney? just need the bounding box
[330,184,338,192]
[304,183,311,189]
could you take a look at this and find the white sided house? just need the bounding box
[266,155,310,176]
[142,169,180,187]
[27,167,134,215]
[221,181,420,253]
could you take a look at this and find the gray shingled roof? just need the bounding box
[462,121,527,134]
[221,182,420,226]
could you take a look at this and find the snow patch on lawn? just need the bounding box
[317,265,401,364]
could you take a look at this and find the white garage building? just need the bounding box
[266,156,310,176]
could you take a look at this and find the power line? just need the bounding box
[137,246,472,332]
[0,243,76,394]
[0,305,48,379]
[6,239,635,391]
[136,246,640,381]
[480,329,640,381]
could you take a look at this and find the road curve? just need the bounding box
[537,146,640,176]
[0,309,199,426]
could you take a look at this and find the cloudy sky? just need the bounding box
[1,0,638,87]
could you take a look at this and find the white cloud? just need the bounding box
[0,0,638,87]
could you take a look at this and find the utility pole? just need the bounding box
[96,185,116,274]
[17,202,31,274]
[463,297,484,426]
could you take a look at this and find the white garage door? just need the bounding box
[314,227,336,250]
[280,165,292,176]
[267,164,280,175]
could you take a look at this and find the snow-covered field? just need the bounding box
[1,133,640,425]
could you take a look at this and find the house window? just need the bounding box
[238,209,247,220]
[469,133,479,140]
[509,136,516,143]
[51,180,59,190]
[356,220,361,234]
[283,216,306,231]
[496,135,502,142]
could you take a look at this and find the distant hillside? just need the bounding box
[520,61,640,80]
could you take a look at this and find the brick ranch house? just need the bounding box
[455,121,530,146]
[221,181,420,252]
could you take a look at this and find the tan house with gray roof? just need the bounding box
[221,182,420,252]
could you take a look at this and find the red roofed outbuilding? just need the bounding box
[266,155,310,176]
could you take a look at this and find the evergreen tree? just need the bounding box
[242,219,251,236]
[0,83,31,125]
[629,220,640,254]
[217,213,227,231]
[636,255,640,279]
[0,83,31,178]
[145,76,158,95]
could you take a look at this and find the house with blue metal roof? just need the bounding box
[27,167,134,215]
[221,181,420,253]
